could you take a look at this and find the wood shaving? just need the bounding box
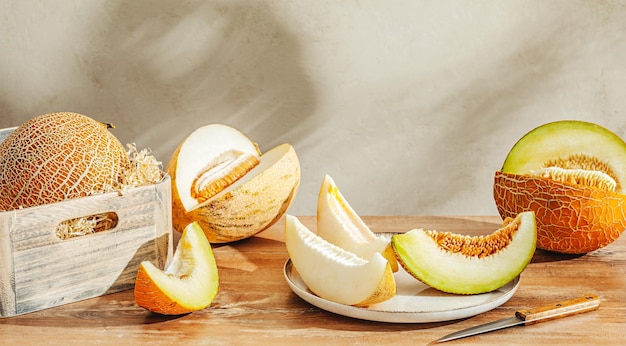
[56,143,162,240]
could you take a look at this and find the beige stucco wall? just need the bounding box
[1,0,625,216]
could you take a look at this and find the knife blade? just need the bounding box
[435,294,600,343]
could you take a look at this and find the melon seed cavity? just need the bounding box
[542,153,619,190]
[191,150,260,203]
[426,218,520,258]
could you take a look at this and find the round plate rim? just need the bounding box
[283,259,521,323]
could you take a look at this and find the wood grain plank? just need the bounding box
[0,215,623,345]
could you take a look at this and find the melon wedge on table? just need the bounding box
[285,215,395,306]
[134,221,219,315]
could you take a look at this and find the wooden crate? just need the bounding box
[0,127,172,317]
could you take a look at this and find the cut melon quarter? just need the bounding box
[134,221,219,315]
[193,143,297,211]
[171,142,299,243]
[167,123,300,243]
[316,174,397,271]
[501,120,626,193]
[168,124,261,211]
[285,215,395,306]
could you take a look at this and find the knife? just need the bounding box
[435,294,600,343]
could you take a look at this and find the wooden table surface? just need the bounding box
[0,215,624,345]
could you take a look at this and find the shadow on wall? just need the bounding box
[99,1,317,158]
[1,1,316,160]
[358,7,582,216]
[400,27,567,215]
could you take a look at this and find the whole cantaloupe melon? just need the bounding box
[0,112,131,210]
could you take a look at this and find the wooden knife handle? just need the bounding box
[515,294,600,325]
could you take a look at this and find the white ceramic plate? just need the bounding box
[284,259,520,323]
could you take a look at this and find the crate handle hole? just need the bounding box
[56,211,119,240]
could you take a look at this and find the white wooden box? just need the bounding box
[0,127,172,317]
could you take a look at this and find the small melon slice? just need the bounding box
[285,214,396,306]
[134,221,219,315]
[167,124,300,243]
[316,175,397,271]
[494,120,626,253]
[391,211,536,295]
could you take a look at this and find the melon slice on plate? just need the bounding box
[316,175,397,271]
[391,212,536,295]
[285,215,395,307]
[494,120,626,253]
[134,221,219,315]
[167,124,300,243]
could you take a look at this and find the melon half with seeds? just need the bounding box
[167,124,300,243]
[391,212,536,295]
[0,112,130,211]
[493,120,626,254]
[285,215,396,306]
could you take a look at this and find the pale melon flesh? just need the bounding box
[495,120,626,254]
[501,120,626,193]
[134,221,219,314]
[285,215,395,306]
[316,174,397,270]
[167,124,300,243]
[169,124,261,211]
[391,212,536,295]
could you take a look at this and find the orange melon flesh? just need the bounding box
[494,120,626,254]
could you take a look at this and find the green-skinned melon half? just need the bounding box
[493,120,626,254]
[391,212,536,295]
